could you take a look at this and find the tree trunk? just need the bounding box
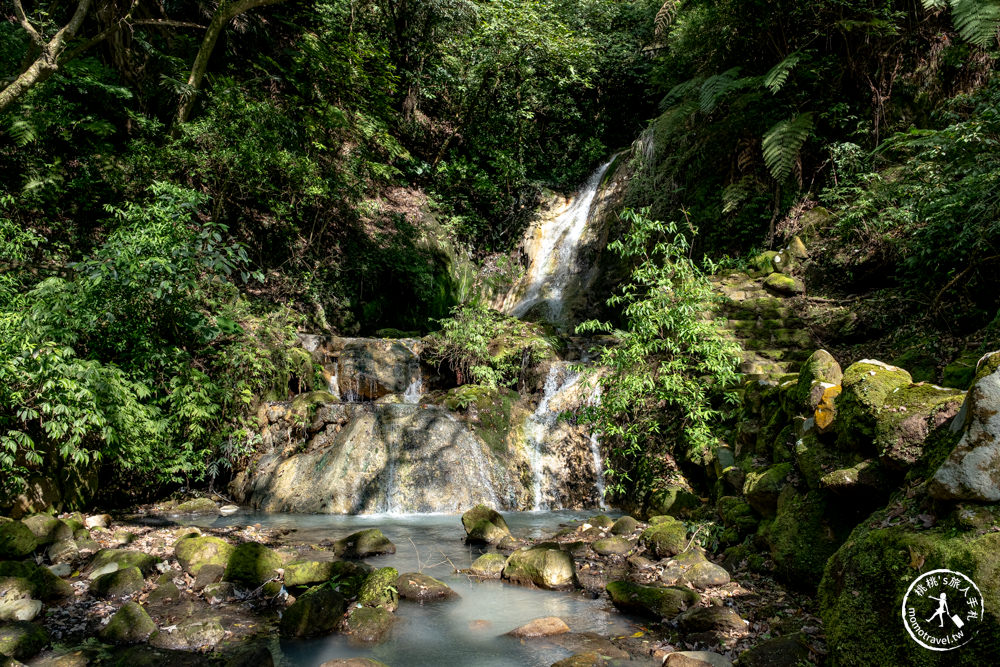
[172,0,289,135]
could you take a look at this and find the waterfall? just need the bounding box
[585,384,607,510]
[507,160,614,323]
[524,366,566,510]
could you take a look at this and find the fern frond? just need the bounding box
[950,0,1000,47]
[655,0,682,37]
[764,52,802,94]
[9,119,38,147]
[762,113,813,182]
[699,67,742,114]
[736,138,758,173]
[922,0,948,9]
[660,77,702,111]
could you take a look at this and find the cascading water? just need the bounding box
[507,160,614,323]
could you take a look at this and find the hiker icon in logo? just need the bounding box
[902,569,984,651]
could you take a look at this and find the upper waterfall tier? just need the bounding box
[500,160,617,327]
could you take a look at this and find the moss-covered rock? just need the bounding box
[20,516,62,546]
[605,581,698,619]
[283,560,337,588]
[941,351,982,390]
[819,500,1000,665]
[290,391,339,416]
[0,562,71,600]
[759,488,843,588]
[0,523,37,559]
[174,498,219,514]
[737,633,811,667]
[610,516,639,535]
[659,550,731,589]
[357,567,399,610]
[676,605,747,635]
[716,496,757,538]
[793,350,842,410]
[461,505,511,545]
[0,620,48,660]
[645,486,700,519]
[748,251,780,277]
[763,273,804,296]
[88,549,160,577]
[743,463,793,517]
[639,517,688,558]
[279,584,346,637]
[173,537,235,576]
[592,537,632,557]
[395,572,457,601]
[503,545,576,590]
[342,606,394,644]
[99,601,156,644]
[0,579,32,608]
[336,529,396,558]
[835,360,912,450]
[224,542,281,588]
[468,553,507,579]
[90,567,145,598]
[874,383,964,470]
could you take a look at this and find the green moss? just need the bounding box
[941,351,982,390]
[639,517,688,558]
[645,486,700,519]
[0,620,49,659]
[874,383,964,468]
[759,488,843,588]
[224,542,281,587]
[469,553,507,578]
[606,581,699,618]
[819,501,1000,665]
[89,548,160,576]
[743,463,793,516]
[290,390,338,416]
[279,584,347,637]
[357,567,399,610]
[0,522,38,559]
[836,360,913,450]
[99,601,156,644]
[763,272,804,295]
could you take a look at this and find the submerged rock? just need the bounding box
[503,545,576,590]
[279,585,347,637]
[395,572,457,601]
[342,606,395,644]
[336,528,396,558]
[506,616,570,638]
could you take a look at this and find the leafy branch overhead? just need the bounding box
[762,113,814,183]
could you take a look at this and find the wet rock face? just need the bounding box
[235,402,519,514]
[332,338,423,401]
[931,351,1000,501]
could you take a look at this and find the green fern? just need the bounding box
[654,0,682,36]
[763,52,802,94]
[951,0,1000,47]
[9,120,38,147]
[921,0,948,9]
[699,68,742,114]
[762,113,813,182]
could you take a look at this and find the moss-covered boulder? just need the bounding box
[283,560,337,588]
[0,579,32,608]
[89,549,160,577]
[395,572,457,601]
[716,496,758,539]
[174,536,235,576]
[610,516,639,535]
[737,633,811,667]
[174,498,219,514]
[743,463,793,517]
[592,537,632,557]
[279,584,346,637]
[759,488,843,588]
[660,550,731,590]
[645,486,700,519]
[503,545,576,590]
[0,620,48,660]
[357,567,399,611]
[468,553,507,579]
[819,500,1000,665]
[20,515,62,545]
[793,350,842,410]
[98,601,156,644]
[0,562,71,600]
[639,517,688,558]
[342,606,394,644]
[90,567,145,598]
[0,522,37,559]
[224,542,281,588]
[835,360,912,450]
[336,529,396,558]
[874,383,964,470]
[605,581,698,619]
[763,273,804,296]
[931,351,1000,502]
[676,605,747,635]
[461,505,511,545]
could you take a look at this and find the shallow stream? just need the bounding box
[182,511,638,666]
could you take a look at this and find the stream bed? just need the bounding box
[179,510,640,666]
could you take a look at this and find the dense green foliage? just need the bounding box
[578,208,742,496]
[425,303,553,389]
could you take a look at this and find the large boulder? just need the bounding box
[606,581,698,619]
[819,498,1000,665]
[0,522,38,559]
[356,567,399,611]
[758,488,843,588]
[639,517,688,558]
[90,567,145,598]
[0,562,72,600]
[930,351,1000,501]
[503,545,576,590]
[223,542,281,587]
[331,337,422,401]
[743,463,793,517]
[279,585,347,637]
[174,536,235,576]
[835,360,912,450]
[88,548,160,577]
[461,505,511,545]
[98,602,156,644]
[0,620,48,660]
[874,383,964,470]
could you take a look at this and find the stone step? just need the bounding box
[724,318,804,331]
[730,329,814,349]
